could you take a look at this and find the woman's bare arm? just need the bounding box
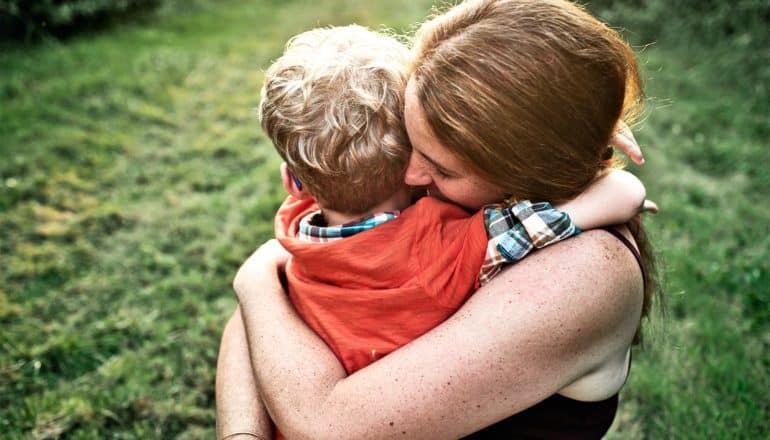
[215,306,274,440]
[235,231,644,439]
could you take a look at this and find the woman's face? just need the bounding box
[403,79,506,210]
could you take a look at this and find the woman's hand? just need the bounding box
[232,239,290,304]
[610,121,644,165]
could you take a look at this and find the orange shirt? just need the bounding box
[275,196,488,374]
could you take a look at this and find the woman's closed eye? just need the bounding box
[424,156,454,179]
[434,166,453,179]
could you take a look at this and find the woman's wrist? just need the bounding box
[220,432,267,440]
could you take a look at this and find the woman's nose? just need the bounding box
[404,153,433,186]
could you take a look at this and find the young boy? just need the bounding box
[221,25,646,439]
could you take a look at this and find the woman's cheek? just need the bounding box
[438,182,484,210]
[455,181,506,210]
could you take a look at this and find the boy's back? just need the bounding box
[276,196,488,373]
[271,181,580,440]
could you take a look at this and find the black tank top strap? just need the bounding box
[599,226,646,290]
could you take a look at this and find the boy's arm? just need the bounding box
[556,169,649,231]
[479,169,650,284]
[478,199,579,284]
[216,307,274,440]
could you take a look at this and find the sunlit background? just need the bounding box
[1,0,768,438]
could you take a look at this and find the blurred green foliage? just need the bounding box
[587,0,770,143]
[589,0,770,45]
[587,1,770,438]
[0,0,162,41]
[0,0,768,438]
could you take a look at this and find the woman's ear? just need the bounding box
[280,162,310,199]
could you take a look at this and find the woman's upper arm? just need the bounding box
[314,229,644,439]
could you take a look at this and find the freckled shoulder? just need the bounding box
[474,227,644,385]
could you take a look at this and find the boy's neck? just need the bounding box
[321,186,411,227]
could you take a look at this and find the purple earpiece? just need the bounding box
[291,173,303,191]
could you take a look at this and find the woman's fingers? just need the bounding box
[259,239,291,268]
[232,239,290,299]
[610,121,645,165]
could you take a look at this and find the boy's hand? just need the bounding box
[610,121,644,165]
[641,199,659,214]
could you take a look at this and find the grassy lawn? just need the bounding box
[1,0,767,438]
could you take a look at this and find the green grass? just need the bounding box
[601,8,770,437]
[1,0,767,438]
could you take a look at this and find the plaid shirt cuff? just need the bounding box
[478,200,580,285]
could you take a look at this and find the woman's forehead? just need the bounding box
[404,80,463,173]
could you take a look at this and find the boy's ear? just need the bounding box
[280,162,311,200]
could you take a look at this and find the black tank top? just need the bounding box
[463,227,644,440]
[462,393,619,440]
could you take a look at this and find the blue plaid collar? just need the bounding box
[298,210,400,243]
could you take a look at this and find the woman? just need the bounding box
[218,0,658,438]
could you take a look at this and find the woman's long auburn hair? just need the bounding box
[412,0,658,342]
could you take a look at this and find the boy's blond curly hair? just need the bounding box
[260,25,411,215]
